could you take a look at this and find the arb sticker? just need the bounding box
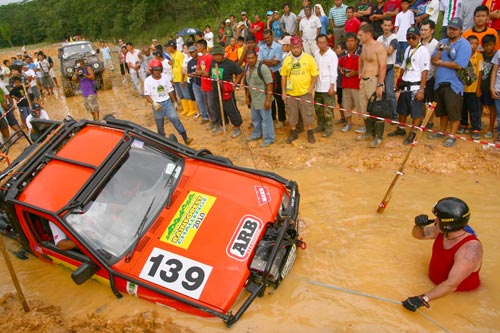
[160,191,216,249]
[226,215,263,261]
[254,185,271,206]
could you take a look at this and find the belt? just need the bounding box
[361,76,378,81]
[334,25,345,28]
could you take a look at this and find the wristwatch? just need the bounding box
[377,83,384,87]
[422,294,430,303]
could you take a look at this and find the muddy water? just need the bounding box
[0,59,499,332]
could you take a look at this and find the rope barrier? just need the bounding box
[293,275,452,333]
[192,74,500,149]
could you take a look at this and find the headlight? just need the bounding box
[62,54,68,60]
[90,50,96,55]
[67,67,73,73]
[278,193,290,219]
[93,63,99,69]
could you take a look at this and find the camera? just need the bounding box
[437,43,449,51]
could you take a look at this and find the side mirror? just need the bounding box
[71,261,99,285]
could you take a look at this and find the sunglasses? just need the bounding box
[406,35,418,41]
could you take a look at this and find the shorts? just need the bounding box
[435,85,462,122]
[286,92,315,127]
[49,68,56,79]
[0,116,7,129]
[397,90,424,119]
[342,88,360,117]
[83,94,99,113]
[424,77,435,103]
[480,90,494,106]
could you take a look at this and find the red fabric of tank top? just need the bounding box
[429,233,481,291]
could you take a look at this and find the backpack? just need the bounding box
[244,61,266,87]
[457,61,477,86]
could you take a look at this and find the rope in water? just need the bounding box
[293,275,452,333]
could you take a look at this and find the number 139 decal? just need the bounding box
[139,248,212,299]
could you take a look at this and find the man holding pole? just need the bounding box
[209,45,244,138]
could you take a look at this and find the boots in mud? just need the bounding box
[286,129,298,144]
[356,119,374,141]
[403,130,417,145]
[307,129,315,143]
[370,121,385,148]
[181,132,193,145]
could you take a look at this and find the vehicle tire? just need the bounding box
[101,69,112,90]
[95,72,104,90]
[61,75,75,97]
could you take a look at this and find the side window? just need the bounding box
[24,212,54,244]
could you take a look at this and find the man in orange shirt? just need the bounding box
[224,37,239,62]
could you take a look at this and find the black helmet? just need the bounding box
[432,197,470,232]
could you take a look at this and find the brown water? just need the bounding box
[1,51,499,332]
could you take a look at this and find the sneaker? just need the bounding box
[200,118,210,125]
[194,113,200,119]
[275,121,284,129]
[443,137,456,147]
[341,124,352,132]
[246,136,261,142]
[484,131,493,139]
[464,128,472,134]
[456,126,465,134]
[212,126,223,135]
[388,127,406,137]
[260,141,274,147]
[471,131,480,140]
[231,128,242,138]
[355,126,366,134]
[429,132,445,140]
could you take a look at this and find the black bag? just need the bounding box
[367,92,393,120]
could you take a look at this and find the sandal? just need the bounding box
[443,137,456,147]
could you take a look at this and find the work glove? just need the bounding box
[152,102,162,112]
[402,295,430,312]
[414,214,434,227]
[173,101,179,110]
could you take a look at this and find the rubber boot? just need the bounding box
[181,132,193,145]
[186,100,198,117]
[403,130,417,145]
[180,99,190,116]
[286,129,298,144]
[356,119,374,141]
[370,121,384,148]
[307,129,315,143]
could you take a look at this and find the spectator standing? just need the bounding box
[195,40,216,130]
[100,41,114,71]
[338,32,361,132]
[187,45,209,124]
[313,34,338,138]
[394,0,415,66]
[384,0,402,25]
[204,25,214,49]
[462,6,500,51]
[345,6,361,34]
[462,0,484,31]
[230,15,239,39]
[281,4,298,35]
[281,36,319,144]
[329,0,349,47]
[458,35,483,140]
[166,41,189,114]
[176,33,184,51]
[37,53,54,96]
[72,59,100,121]
[354,0,372,23]
[430,17,472,147]
[225,37,239,62]
[490,45,500,144]
[440,0,464,39]
[370,0,386,39]
[413,0,440,27]
[258,30,286,128]
[314,4,330,35]
[25,103,50,141]
[251,15,266,45]
[480,34,497,139]
[117,40,129,83]
[485,0,500,33]
[299,6,322,55]
[377,17,399,119]
[420,19,439,127]
[271,11,285,41]
[125,42,144,96]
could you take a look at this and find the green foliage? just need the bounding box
[0,0,361,48]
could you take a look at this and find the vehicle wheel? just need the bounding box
[95,72,104,90]
[61,76,75,97]
[101,69,112,90]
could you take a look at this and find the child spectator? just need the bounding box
[481,34,497,139]
[326,29,335,49]
[394,0,415,66]
[458,36,483,140]
[489,44,500,144]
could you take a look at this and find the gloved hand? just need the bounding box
[173,101,179,110]
[402,295,430,312]
[414,214,434,227]
[152,102,162,112]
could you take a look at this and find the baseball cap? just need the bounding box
[210,45,225,55]
[266,10,273,16]
[241,11,247,16]
[225,19,230,23]
[153,50,163,57]
[152,38,158,42]
[32,103,41,110]
[290,36,303,46]
[188,45,197,53]
[279,36,291,45]
[238,21,245,27]
[448,17,463,29]
[406,27,420,36]
[165,40,176,47]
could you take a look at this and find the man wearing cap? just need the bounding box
[25,103,50,142]
[150,39,159,52]
[299,5,322,55]
[224,19,233,42]
[280,4,298,36]
[281,36,319,144]
[241,11,252,31]
[209,45,245,137]
[259,30,285,128]
[187,44,209,124]
[440,0,464,39]
[431,17,472,147]
[280,36,292,59]
[329,0,349,47]
[270,11,284,42]
[390,26,430,145]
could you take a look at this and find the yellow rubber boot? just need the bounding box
[186,100,198,116]
[180,99,190,115]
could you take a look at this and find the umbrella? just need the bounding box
[178,28,201,37]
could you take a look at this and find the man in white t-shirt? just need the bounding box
[390,27,430,145]
[377,17,398,120]
[144,59,192,145]
[125,42,144,96]
[394,0,415,66]
[419,19,439,108]
[25,102,50,141]
[299,6,322,55]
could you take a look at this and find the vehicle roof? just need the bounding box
[61,41,92,47]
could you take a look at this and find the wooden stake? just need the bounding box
[0,235,29,312]
[376,102,437,213]
[215,63,226,134]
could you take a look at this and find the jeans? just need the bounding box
[384,65,397,119]
[493,98,500,133]
[202,90,217,122]
[152,99,186,137]
[462,92,481,131]
[173,82,189,100]
[396,42,408,66]
[192,83,208,120]
[250,107,275,144]
[18,106,30,120]
[129,71,143,95]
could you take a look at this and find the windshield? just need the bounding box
[63,43,94,57]
[65,139,182,261]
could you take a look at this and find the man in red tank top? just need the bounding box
[402,197,483,312]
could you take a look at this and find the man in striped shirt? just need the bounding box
[329,0,349,47]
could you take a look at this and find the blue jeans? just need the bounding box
[396,41,408,66]
[250,107,274,144]
[18,106,30,120]
[173,82,189,100]
[384,65,396,119]
[192,83,208,120]
[152,99,186,137]
[493,98,500,133]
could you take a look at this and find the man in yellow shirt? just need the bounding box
[166,40,191,114]
[280,36,319,143]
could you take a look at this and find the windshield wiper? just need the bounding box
[164,164,181,209]
[124,197,155,263]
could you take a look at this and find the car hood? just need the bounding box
[114,159,286,313]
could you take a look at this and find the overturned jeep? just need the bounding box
[58,41,112,97]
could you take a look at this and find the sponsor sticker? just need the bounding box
[226,215,263,261]
[160,191,216,249]
[139,247,212,300]
[126,281,138,296]
[254,185,271,206]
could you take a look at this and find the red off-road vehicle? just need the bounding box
[0,116,303,326]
